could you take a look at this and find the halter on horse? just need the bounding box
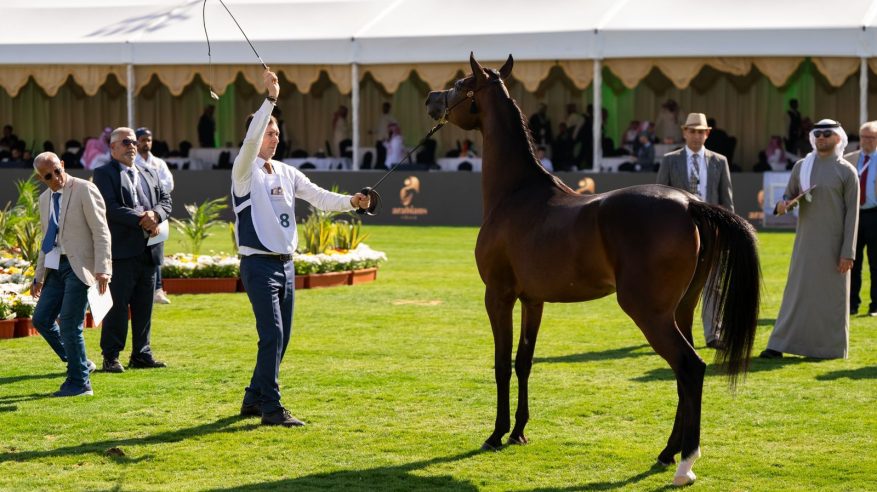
[426,53,761,486]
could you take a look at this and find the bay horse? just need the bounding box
[425,54,760,486]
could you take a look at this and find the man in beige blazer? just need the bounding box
[31,152,112,397]
[657,113,735,348]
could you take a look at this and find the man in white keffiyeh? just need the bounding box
[762,119,859,359]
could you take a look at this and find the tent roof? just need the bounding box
[3,0,877,65]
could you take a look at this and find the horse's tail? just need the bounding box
[688,201,761,387]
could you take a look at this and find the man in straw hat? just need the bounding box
[657,112,734,349]
[760,119,859,359]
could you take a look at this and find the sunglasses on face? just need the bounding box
[813,130,835,138]
[115,138,137,147]
[40,168,62,181]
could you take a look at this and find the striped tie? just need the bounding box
[689,154,700,197]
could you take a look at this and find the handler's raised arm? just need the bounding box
[232,69,279,196]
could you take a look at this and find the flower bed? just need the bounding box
[161,244,387,294]
[0,255,33,295]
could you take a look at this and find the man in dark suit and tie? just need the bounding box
[93,127,172,372]
[846,121,877,316]
[657,112,735,348]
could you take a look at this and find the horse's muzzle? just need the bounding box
[425,91,446,120]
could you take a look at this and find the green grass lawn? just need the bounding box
[1,226,875,491]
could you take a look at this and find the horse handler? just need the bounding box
[231,69,370,427]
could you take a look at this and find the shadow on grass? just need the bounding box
[630,355,813,383]
[535,344,652,364]
[757,318,776,327]
[208,449,482,491]
[0,372,65,387]
[0,405,16,413]
[0,415,258,464]
[526,462,667,491]
[0,393,53,405]
[816,366,877,380]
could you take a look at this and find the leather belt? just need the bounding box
[245,253,293,262]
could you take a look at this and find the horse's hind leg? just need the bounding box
[483,286,516,451]
[509,299,543,445]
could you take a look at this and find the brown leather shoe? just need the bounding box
[261,408,305,427]
[240,403,262,417]
[102,357,125,373]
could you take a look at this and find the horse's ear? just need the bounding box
[499,55,514,80]
[469,52,487,82]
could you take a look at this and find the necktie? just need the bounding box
[41,192,61,254]
[861,155,870,206]
[689,154,700,197]
[129,168,151,208]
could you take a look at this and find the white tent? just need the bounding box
[4,0,877,167]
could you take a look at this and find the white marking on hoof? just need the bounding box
[673,447,701,486]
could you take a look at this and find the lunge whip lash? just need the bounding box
[202,0,267,99]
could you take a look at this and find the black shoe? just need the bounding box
[850,306,859,315]
[261,408,305,427]
[129,357,167,369]
[102,357,125,373]
[759,349,783,359]
[240,403,262,417]
[706,339,724,350]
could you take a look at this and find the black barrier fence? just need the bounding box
[0,170,767,228]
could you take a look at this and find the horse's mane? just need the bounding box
[503,94,576,193]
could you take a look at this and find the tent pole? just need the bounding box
[126,64,135,129]
[352,63,360,170]
[592,59,602,171]
[860,57,868,126]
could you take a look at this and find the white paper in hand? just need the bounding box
[147,220,170,246]
[87,284,113,326]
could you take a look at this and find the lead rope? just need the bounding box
[203,0,268,100]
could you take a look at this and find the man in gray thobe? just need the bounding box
[761,119,859,359]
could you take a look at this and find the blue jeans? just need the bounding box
[240,255,295,414]
[31,256,90,388]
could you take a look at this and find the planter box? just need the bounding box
[348,268,378,285]
[0,319,14,339]
[14,318,38,338]
[306,271,350,289]
[162,277,238,294]
[295,275,305,290]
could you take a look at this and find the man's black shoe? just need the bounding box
[759,349,783,359]
[102,357,125,373]
[240,403,262,417]
[129,357,167,369]
[261,408,305,427]
[706,339,724,350]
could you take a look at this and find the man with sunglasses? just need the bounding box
[656,112,734,350]
[31,152,112,396]
[761,119,859,360]
[93,127,172,373]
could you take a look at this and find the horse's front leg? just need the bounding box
[483,287,516,451]
[509,300,543,445]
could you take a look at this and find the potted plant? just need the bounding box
[0,296,14,339]
[12,294,37,337]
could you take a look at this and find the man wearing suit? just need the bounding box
[846,121,877,316]
[657,112,735,348]
[93,127,172,372]
[31,152,112,397]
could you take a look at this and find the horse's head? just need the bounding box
[425,53,513,130]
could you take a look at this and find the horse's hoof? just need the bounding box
[481,441,502,452]
[507,434,528,445]
[657,457,675,467]
[672,471,696,487]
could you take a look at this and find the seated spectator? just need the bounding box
[765,135,787,171]
[42,140,55,153]
[460,139,477,157]
[552,122,575,171]
[621,120,641,154]
[0,124,19,152]
[81,128,112,170]
[536,146,553,172]
[636,132,655,171]
[61,139,83,168]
